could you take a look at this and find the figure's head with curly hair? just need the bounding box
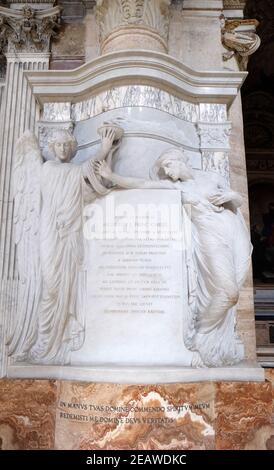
[48,129,77,163]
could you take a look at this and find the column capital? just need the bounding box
[0,3,61,54]
[96,0,171,54]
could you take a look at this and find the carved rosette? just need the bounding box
[0,4,61,54]
[96,0,171,54]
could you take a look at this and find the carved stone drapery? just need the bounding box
[0,4,61,53]
[96,0,171,54]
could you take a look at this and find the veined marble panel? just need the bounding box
[62,86,200,123]
[55,381,215,450]
[0,379,57,450]
[43,102,71,122]
[0,376,272,450]
[202,151,230,183]
[199,103,227,123]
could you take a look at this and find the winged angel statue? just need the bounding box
[8,126,121,365]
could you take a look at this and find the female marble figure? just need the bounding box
[9,127,119,365]
[94,148,252,367]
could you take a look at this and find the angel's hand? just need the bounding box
[100,127,117,156]
[209,190,242,208]
[110,138,122,154]
[94,160,113,180]
[209,192,226,206]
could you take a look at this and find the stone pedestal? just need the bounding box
[0,374,273,450]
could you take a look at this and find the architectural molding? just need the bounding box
[25,49,247,106]
[6,363,265,383]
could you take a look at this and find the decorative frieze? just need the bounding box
[43,102,71,122]
[199,103,227,124]
[247,158,274,173]
[69,85,198,123]
[41,86,200,124]
[202,151,230,183]
[198,122,231,150]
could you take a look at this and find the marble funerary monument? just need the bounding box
[0,0,264,385]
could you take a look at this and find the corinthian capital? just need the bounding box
[96,0,171,54]
[0,4,61,54]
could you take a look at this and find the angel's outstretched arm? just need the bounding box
[94,161,174,190]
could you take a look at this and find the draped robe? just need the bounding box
[180,178,252,367]
[29,160,109,364]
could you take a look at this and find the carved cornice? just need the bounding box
[221,16,261,70]
[24,49,247,107]
[0,4,61,54]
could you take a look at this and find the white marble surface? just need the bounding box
[74,107,202,179]
[7,362,265,384]
[71,189,193,367]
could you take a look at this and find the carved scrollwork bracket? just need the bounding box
[221,16,261,70]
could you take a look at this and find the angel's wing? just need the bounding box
[7,131,43,360]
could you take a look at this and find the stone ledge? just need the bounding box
[7,361,265,384]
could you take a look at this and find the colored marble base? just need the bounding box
[0,373,274,450]
[0,380,57,450]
